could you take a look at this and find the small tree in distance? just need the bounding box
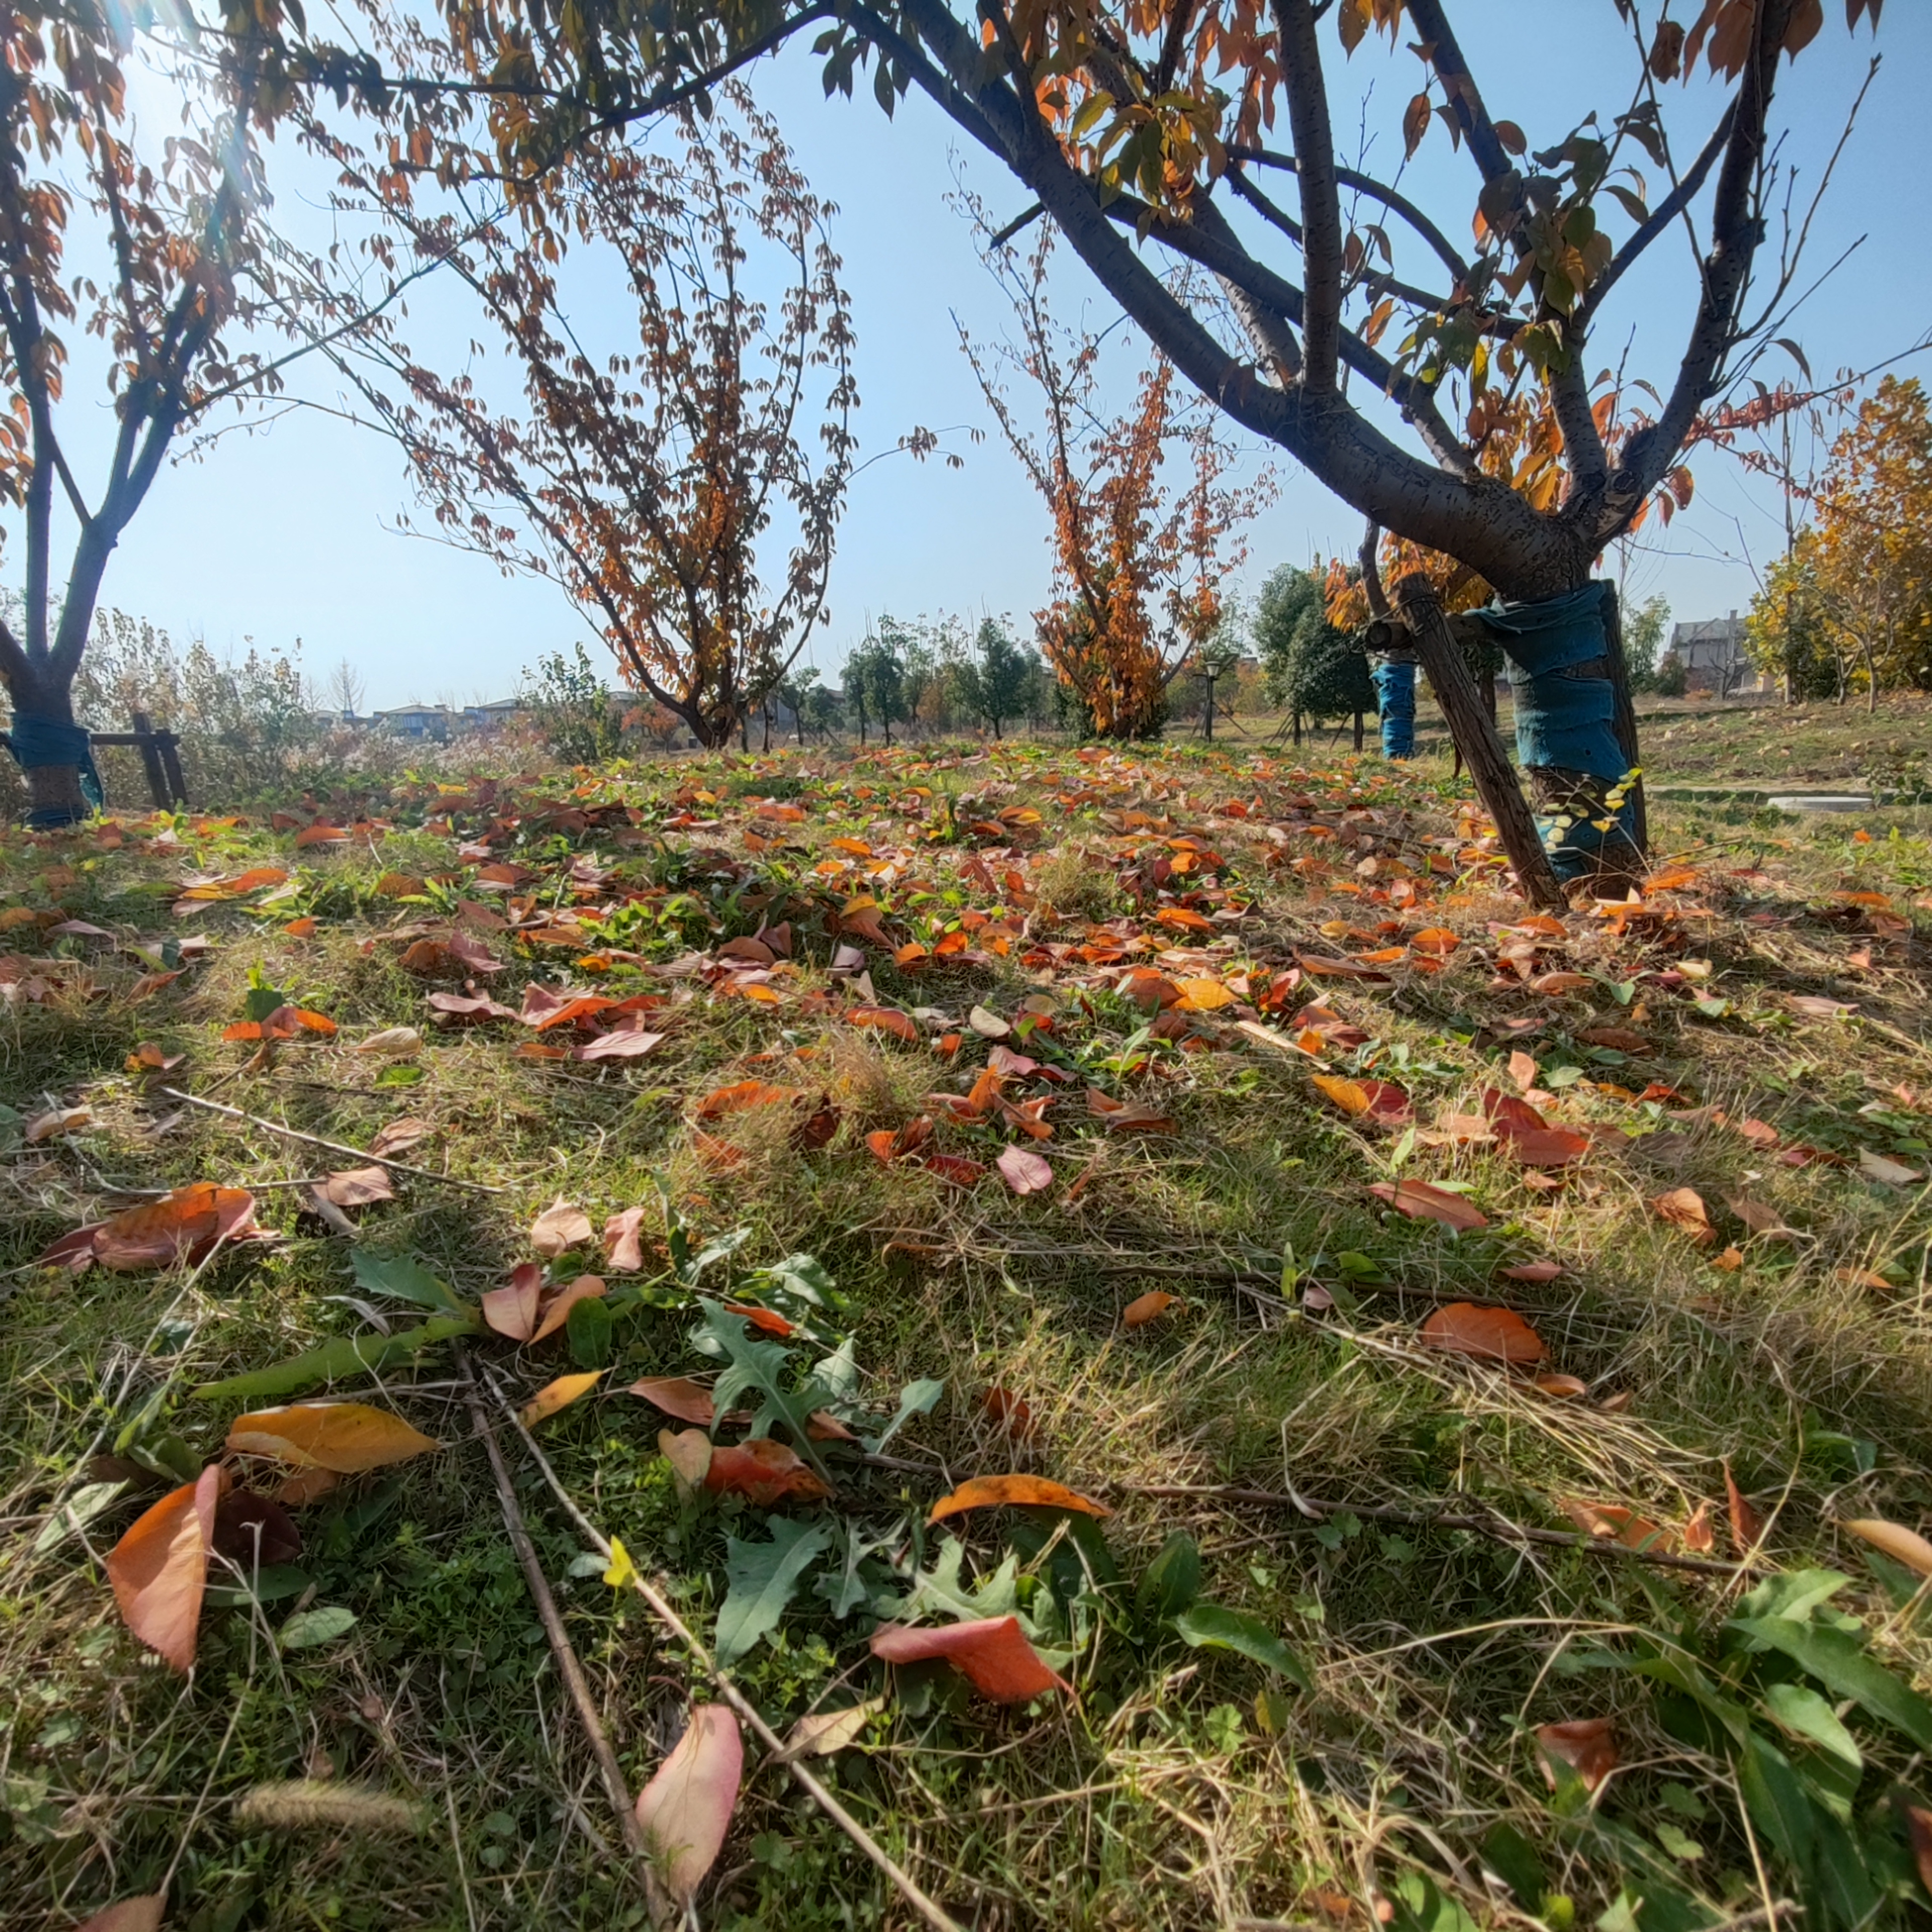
[1254,565,1375,745]
[955,619,1038,739]
[959,220,1272,740]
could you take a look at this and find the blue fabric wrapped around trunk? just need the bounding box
[1,713,104,827]
[1470,582,1638,880]
[1372,658,1415,760]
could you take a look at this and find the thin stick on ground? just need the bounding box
[158,1087,505,1192]
[458,1350,645,1859]
[1126,1483,1760,1580]
[474,1361,968,1932]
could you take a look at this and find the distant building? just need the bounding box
[372,703,454,740]
[1669,614,1769,695]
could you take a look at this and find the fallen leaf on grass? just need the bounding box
[354,1027,422,1058]
[323,1167,394,1208]
[1858,1148,1925,1187]
[1651,1187,1715,1244]
[40,1183,266,1274]
[1174,977,1235,1011]
[1533,1374,1589,1399]
[1561,1500,1676,1552]
[1123,1291,1179,1327]
[76,1899,167,1932]
[26,1103,91,1142]
[1711,1245,1745,1271]
[864,1117,933,1165]
[996,1144,1053,1194]
[1368,1179,1488,1232]
[368,1116,432,1158]
[629,1378,717,1424]
[927,1474,1111,1523]
[1536,1718,1618,1792]
[869,1616,1064,1702]
[779,1700,879,1760]
[848,1004,920,1044]
[1843,1518,1932,1577]
[1311,1075,1411,1124]
[482,1262,543,1340]
[982,1388,1036,1438]
[705,1437,833,1504]
[1497,1259,1564,1284]
[574,1025,666,1063]
[1726,1196,1797,1239]
[530,1198,594,1257]
[226,1403,439,1472]
[1736,1116,1781,1149]
[1086,1089,1176,1133]
[634,1706,742,1913]
[603,1206,649,1271]
[531,1274,606,1344]
[521,1372,603,1427]
[107,1465,223,1672]
[1576,1026,1650,1053]
[696,1080,804,1120]
[1420,1303,1546,1365]
[1726,1463,1764,1551]
[1789,995,1856,1019]
[924,1153,988,1187]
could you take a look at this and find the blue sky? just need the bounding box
[31,4,1928,709]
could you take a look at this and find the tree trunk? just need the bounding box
[1392,579,1565,912]
[1352,709,1363,751]
[1596,584,1649,856]
[1291,708,1302,747]
[2,653,89,825]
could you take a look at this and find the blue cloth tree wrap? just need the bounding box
[1371,658,1416,760]
[1469,582,1638,880]
[1,712,104,828]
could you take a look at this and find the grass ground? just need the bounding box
[3,706,1931,1932]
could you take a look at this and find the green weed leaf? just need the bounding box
[193,1312,477,1402]
[1173,1603,1312,1692]
[279,1605,358,1650]
[862,1377,944,1454]
[349,1249,466,1315]
[1136,1532,1203,1621]
[716,1519,833,1666]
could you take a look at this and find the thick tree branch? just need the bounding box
[1227,146,1472,285]
[1401,0,1513,188]
[1271,0,1343,391]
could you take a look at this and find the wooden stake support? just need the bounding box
[87,709,190,810]
[1389,575,1567,911]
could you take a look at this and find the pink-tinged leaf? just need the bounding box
[996,1145,1053,1194]
[1497,1259,1565,1283]
[530,1199,594,1257]
[1368,1180,1488,1231]
[106,1465,223,1673]
[573,1026,666,1062]
[634,1705,743,1910]
[1536,1718,1618,1792]
[483,1261,543,1340]
[627,1377,715,1425]
[603,1205,648,1272]
[870,1616,1066,1702]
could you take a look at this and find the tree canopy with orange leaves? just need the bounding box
[959,224,1269,739]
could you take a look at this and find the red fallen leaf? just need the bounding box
[1482,1088,1548,1133]
[1683,1500,1716,1553]
[1498,1125,1591,1167]
[1311,1074,1412,1123]
[871,1615,1066,1702]
[706,1438,833,1504]
[628,1377,716,1425]
[1651,1187,1715,1243]
[983,1388,1036,1438]
[1369,1180,1488,1232]
[293,822,351,847]
[924,1154,988,1188]
[1530,971,1593,996]
[927,1474,1111,1523]
[1576,1026,1651,1053]
[1497,1259,1564,1283]
[604,1205,648,1272]
[1736,1116,1781,1149]
[865,1116,934,1165]
[634,1706,743,1913]
[107,1464,224,1672]
[722,1301,795,1338]
[520,986,616,1030]
[1123,1290,1179,1327]
[574,1026,666,1063]
[847,1004,920,1044]
[1904,1806,1932,1901]
[793,1099,841,1150]
[397,938,452,975]
[1562,1500,1676,1552]
[41,1183,265,1274]
[1420,1303,1546,1365]
[1086,1089,1176,1134]
[1536,1718,1618,1792]
[1726,1462,1765,1551]
[996,1144,1054,1195]
[696,1080,806,1119]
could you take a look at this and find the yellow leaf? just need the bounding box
[1174,977,1234,1011]
[521,1371,603,1427]
[1311,1074,1372,1116]
[1843,1518,1932,1577]
[226,1403,440,1473]
[603,1536,637,1589]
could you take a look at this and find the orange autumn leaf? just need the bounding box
[870,1616,1065,1702]
[39,1182,264,1274]
[847,1004,920,1043]
[706,1437,834,1504]
[1562,1500,1677,1552]
[1842,1518,1932,1577]
[75,1897,167,1932]
[225,1403,440,1472]
[865,1116,934,1165]
[1726,1462,1765,1551]
[695,1080,805,1120]
[1311,1074,1410,1122]
[106,1465,223,1672]
[1533,1373,1589,1399]
[482,1262,544,1341]
[530,1199,595,1257]
[627,1377,717,1425]
[633,1705,743,1912]
[1174,977,1235,1011]
[1408,927,1460,956]
[531,1274,607,1343]
[982,1388,1036,1438]
[1420,1303,1547,1365]
[1536,1718,1618,1792]
[1368,1179,1488,1232]
[1123,1290,1179,1327]
[1498,1259,1564,1283]
[1651,1187,1716,1244]
[927,1474,1112,1524]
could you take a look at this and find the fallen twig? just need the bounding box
[1124,1482,1759,1580]
[158,1088,503,1193]
[458,1350,644,1860]
[474,1362,967,1932]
